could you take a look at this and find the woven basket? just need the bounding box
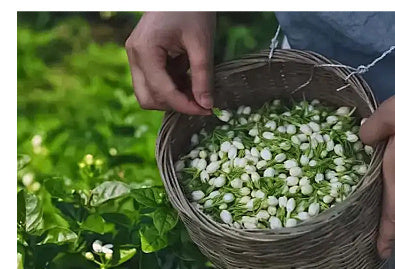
[156,49,387,269]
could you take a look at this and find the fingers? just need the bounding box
[360,96,395,145]
[126,43,210,115]
[377,136,395,258]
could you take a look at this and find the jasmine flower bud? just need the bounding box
[286,176,299,186]
[223,193,235,203]
[268,196,279,206]
[220,210,233,224]
[249,128,259,137]
[191,190,205,201]
[269,216,283,229]
[287,124,297,134]
[240,187,251,196]
[286,198,296,212]
[263,167,275,177]
[298,212,310,221]
[323,195,334,204]
[301,184,313,195]
[268,206,277,216]
[278,196,288,208]
[230,178,243,189]
[300,124,312,135]
[334,144,344,156]
[285,218,298,227]
[335,106,350,116]
[308,202,320,216]
[275,153,286,163]
[289,166,303,177]
[213,176,226,188]
[256,210,270,220]
[262,131,275,140]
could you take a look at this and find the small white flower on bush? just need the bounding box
[92,240,113,254]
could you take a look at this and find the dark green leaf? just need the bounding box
[152,208,178,236]
[101,213,132,227]
[44,177,70,200]
[139,225,168,253]
[139,252,161,269]
[25,192,44,234]
[90,181,130,206]
[17,190,26,228]
[80,214,106,234]
[39,227,78,245]
[130,187,164,208]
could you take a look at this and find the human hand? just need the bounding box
[360,96,395,259]
[125,12,216,115]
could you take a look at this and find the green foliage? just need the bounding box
[17,12,277,269]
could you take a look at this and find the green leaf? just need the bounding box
[152,208,178,236]
[25,192,44,234]
[17,190,26,228]
[80,214,106,234]
[40,227,78,245]
[90,181,130,206]
[17,154,31,171]
[130,187,164,208]
[139,225,168,253]
[112,248,137,267]
[44,177,70,200]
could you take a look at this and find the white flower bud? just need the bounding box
[353,164,368,175]
[175,161,185,172]
[335,165,346,172]
[278,173,287,179]
[326,140,335,151]
[285,218,298,228]
[278,196,288,208]
[252,114,261,122]
[289,167,303,177]
[254,136,261,144]
[204,199,214,208]
[284,159,298,169]
[241,173,250,182]
[269,216,283,229]
[299,177,310,186]
[255,190,266,199]
[275,153,286,163]
[364,145,373,155]
[189,149,200,159]
[227,146,238,159]
[291,135,301,145]
[240,196,251,204]
[213,176,226,187]
[287,124,297,134]
[196,159,207,171]
[346,133,359,143]
[289,186,299,194]
[232,140,244,149]
[220,141,232,152]
[265,120,277,131]
[191,190,205,201]
[335,106,350,116]
[246,199,255,211]
[249,128,259,137]
[308,122,321,132]
[334,144,344,156]
[300,143,310,151]
[301,184,313,195]
[268,196,279,206]
[263,167,275,177]
[245,165,257,174]
[255,160,267,170]
[206,161,220,174]
[230,178,243,189]
[209,191,220,199]
[323,195,334,204]
[200,170,209,182]
[240,187,251,196]
[268,206,277,216]
[326,115,338,125]
[223,193,235,203]
[250,147,260,157]
[218,110,232,122]
[315,173,324,183]
[300,124,312,135]
[298,212,310,221]
[256,210,270,220]
[286,198,296,212]
[219,203,228,210]
[209,153,218,162]
[300,155,310,166]
[286,176,299,186]
[262,132,275,140]
[309,160,317,167]
[251,172,260,182]
[242,106,251,115]
[277,126,286,133]
[308,202,320,216]
[220,210,233,224]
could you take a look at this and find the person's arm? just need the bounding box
[360,96,395,259]
[125,12,215,115]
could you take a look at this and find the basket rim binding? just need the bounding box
[156,48,386,239]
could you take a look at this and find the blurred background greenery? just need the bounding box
[17,12,278,269]
[17,11,278,184]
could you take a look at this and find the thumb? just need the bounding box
[359,96,395,145]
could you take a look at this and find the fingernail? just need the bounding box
[199,93,213,109]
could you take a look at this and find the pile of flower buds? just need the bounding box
[176,99,373,230]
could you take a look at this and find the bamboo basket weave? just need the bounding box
[156,49,387,269]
